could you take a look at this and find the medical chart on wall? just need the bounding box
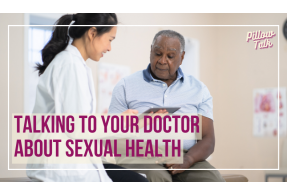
[97,63,131,114]
[253,88,286,137]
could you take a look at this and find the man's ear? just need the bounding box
[179,51,185,66]
[150,45,153,53]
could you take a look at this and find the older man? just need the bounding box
[108,30,225,182]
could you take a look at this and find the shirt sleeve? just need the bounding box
[52,53,92,114]
[108,78,128,113]
[198,85,213,120]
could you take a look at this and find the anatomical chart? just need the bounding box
[97,63,131,114]
[253,88,286,137]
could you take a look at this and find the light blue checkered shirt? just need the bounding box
[108,64,213,150]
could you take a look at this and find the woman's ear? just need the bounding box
[88,27,97,40]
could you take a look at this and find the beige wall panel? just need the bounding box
[0,13,26,178]
[214,13,287,181]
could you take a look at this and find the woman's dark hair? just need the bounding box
[36,13,118,76]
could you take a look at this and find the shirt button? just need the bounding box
[163,84,165,86]
[165,95,167,98]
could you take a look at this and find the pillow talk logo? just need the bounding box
[246,30,276,50]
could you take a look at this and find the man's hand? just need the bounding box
[165,155,194,175]
[154,146,187,173]
[164,116,215,175]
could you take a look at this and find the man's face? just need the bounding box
[150,35,185,81]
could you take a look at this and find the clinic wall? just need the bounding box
[212,13,287,182]
[0,13,27,178]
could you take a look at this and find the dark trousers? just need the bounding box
[115,155,225,182]
[103,163,148,182]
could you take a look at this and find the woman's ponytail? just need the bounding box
[36,14,73,76]
[35,13,117,76]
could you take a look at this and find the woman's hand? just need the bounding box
[121,109,169,129]
[121,109,139,115]
[138,109,168,128]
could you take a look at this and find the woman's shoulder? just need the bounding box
[51,50,73,66]
[50,49,85,71]
[41,50,84,79]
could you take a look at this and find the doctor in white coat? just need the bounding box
[27,13,148,182]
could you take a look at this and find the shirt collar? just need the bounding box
[65,44,86,65]
[143,63,185,83]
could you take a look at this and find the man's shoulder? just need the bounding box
[126,70,144,79]
[113,70,144,89]
[121,70,145,83]
[183,73,206,89]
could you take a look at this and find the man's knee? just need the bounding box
[145,170,172,182]
[173,169,225,182]
[174,160,225,182]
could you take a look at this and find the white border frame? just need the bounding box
[8,24,280,170]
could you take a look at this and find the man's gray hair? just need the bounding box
[151,30,185,52]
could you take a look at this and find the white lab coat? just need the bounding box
[27,44,112,182]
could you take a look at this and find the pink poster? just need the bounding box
[253,88,286,137]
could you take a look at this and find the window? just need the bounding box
[180,37,200,79]
[28,28,52,65]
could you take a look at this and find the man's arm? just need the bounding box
[165,116,215,175]
[108,78,130,154]
[187,84,215,163]
[108,78,129,113]
[165,84,215,174]
[185,116,215,165]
